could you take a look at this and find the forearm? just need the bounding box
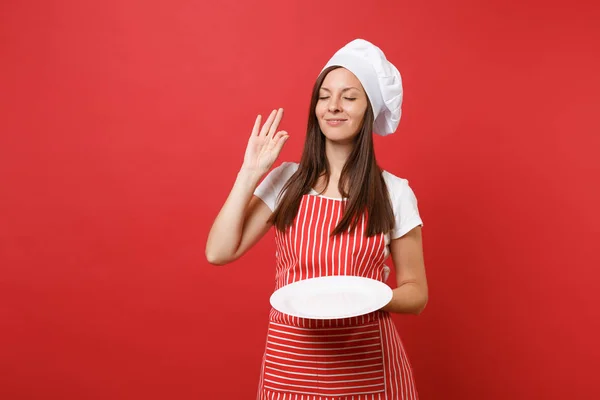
[380,281,428,315]
[205,168,263,264]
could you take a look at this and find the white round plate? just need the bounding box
[269,275,393,319]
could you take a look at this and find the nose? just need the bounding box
[328,97,341,113]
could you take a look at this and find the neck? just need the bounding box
[324,139,354,178]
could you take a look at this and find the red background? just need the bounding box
[1,0,599,399]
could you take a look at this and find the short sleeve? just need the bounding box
[253,162,298,211]
[383,171,424,239]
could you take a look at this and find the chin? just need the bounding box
[320,126,355,141]
[322,131,353,141]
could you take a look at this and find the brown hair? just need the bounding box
[268,66,395,237]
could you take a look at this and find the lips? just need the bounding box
[325,118,347,126]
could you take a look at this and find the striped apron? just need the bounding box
[257,194,419,400]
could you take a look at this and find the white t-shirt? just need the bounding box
[254,161,423,241]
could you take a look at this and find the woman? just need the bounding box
[206,39,428,400]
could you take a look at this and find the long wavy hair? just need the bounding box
[268,66,395,237]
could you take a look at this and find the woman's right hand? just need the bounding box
[241,108,289,176]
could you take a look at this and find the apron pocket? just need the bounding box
[263,321,386,397]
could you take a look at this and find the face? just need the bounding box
[315,68,369,143]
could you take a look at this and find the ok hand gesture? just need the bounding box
[242,108,289,176]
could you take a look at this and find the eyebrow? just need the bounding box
[319,87,360,93]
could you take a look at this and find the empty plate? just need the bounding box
[269,275,393,319]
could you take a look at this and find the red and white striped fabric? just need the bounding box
[258,194,418,400]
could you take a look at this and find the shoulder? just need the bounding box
[260,161,299,190]
[382,169,423,238]
[381,169,421,209]
[278,161,300,174]
[381,169,411,197]
[254,161,299,211]
[268,161,299,183]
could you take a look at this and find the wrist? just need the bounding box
[237,167,264,185]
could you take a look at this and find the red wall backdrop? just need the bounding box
[1,0,599,399]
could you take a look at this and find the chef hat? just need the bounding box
[322,39,403,136]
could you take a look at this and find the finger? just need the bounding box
[269,130,288,148]
[251,115,261,137]
[267,108,284,138]
[267,130,287,149]
[259,109,277,137]
[272,131,289,154]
